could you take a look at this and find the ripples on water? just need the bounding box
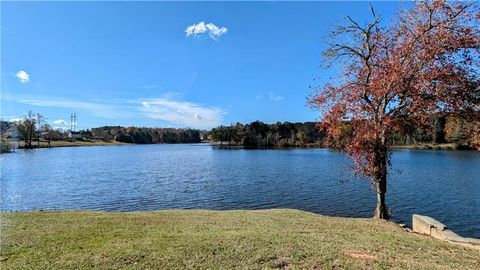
[1,144,479,238]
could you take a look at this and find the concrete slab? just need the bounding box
[412,214,480,250]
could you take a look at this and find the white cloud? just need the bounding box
[20,99,102,110]
[140,98,224,129]
[142,101,151,108]
[11,94,225,129]
[16,70,30,83]
[8,117,23,122]
[185,21,228,40]
[18,98,126,119]
[53,119,68,125]
[53,126,68,131]
[185,21,208,36]
[205,23,228,39]
[268,92,284,101]
[256,92,284,101]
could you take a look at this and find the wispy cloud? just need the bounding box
[256,92,285,101]
[16,70,30,83]
[138,84,162,90]
[268,92,284,101]
[185,21,228,40]
[53,119,68,125]
[11,94,225,129]
[141,98,224,129]
[17,98,126,119]
[20,99,102,110]
[141,101,151,108]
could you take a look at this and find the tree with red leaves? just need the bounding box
[309,1,479,219]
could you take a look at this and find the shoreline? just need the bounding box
[2,140,127,153]
[390,143,475,151]
[2,140,476,153]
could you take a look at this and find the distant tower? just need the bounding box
[70,113,77,132]
[74,113,77,132]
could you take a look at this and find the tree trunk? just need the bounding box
[374,176,388,219]
[373,135,389,219]
[29,131,33,148]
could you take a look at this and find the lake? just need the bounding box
[1,144,479,238]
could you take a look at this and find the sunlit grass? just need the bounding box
[1,209,479,269]
[7,139,126,149]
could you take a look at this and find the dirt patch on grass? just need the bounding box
[344,250,377,261]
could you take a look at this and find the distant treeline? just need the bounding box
[390,114,478,147]
[209,121,324,147]
[89,126,205,144]
[1,112,478,151]
[208,115,479,148]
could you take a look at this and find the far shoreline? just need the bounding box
[2,140,477,153]
[210,142,477,151]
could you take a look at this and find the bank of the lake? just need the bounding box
[3,138,476,152]
[212,142,476,150]
[1,209,479,269]
[1,139,127,153]
[21,139,126,149]
[391,143,476,150]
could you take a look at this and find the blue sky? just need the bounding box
[1,1,404,130]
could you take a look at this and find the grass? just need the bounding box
[2,139,124,153]
[12,139,126,149]
[1,209,479,269]
[47,139,125,147]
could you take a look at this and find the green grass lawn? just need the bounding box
[2,139,126,152]
[28,139,126,148]
[1,209,479,269]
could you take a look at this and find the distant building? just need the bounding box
[68,131,82,139]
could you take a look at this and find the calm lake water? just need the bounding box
[1,144,479,238]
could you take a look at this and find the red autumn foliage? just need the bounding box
[309,1,480,219]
